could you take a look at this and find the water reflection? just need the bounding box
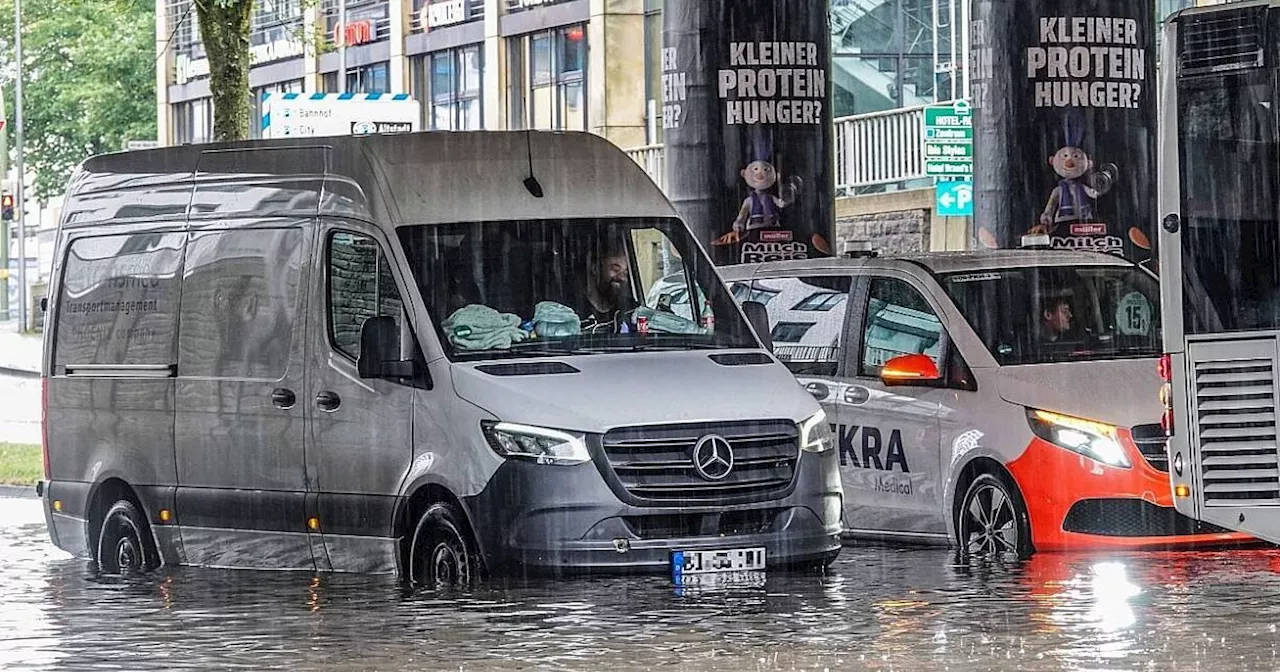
[7,498,1280,670]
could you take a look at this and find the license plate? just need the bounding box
[671,547,766,583]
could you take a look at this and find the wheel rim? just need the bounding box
[964,483,1018,560]
[100,510,148,575]
[430,543,460,587]
[115,535,140,572]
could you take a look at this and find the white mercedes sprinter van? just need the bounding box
[38,131,842,587]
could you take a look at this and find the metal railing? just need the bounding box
[623,101,957,193]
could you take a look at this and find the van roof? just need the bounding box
[719,249,1139,279]
[60,131,677,229]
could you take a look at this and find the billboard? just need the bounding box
[261,93,421,139]
[662,0,834,266]
[971,1,1156,264]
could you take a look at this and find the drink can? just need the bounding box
[637,315,650,335]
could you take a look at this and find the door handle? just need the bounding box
[271,388,297,409]
[315,390,342,412]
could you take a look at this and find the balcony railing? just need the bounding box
[624,101,954,194]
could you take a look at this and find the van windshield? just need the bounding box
[397,218,758,360]
[938,264,1161,366]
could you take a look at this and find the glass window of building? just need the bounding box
[830,0,959,116]
[507,24,588,131]
[172,98,213,145]
[323,62,390,94]
[411,45,483,130]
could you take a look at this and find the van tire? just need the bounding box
[409,502,480,589]
[957,473,1032,563]
[96,500,159,575]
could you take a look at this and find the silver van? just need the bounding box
[38,131,843,587]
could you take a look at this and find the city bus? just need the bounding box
[1160,1,1280,542]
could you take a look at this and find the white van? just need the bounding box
[722,249,1251,559]
[38,131,843,586]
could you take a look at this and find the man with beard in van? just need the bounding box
[577,239,635,333]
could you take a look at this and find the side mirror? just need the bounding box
[880,353,941,386]
[742,300,773,352]
[358,316,416,379]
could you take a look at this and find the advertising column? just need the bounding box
[971,2,1156,264]
[662,0,833,266]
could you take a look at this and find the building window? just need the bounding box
[324,62,390,93]
[411,45,483,130]
[507,24,587,131]
[172,98,213,144]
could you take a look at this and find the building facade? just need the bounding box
[156,0,657,149]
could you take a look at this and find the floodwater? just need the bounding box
[6,500,1280,670]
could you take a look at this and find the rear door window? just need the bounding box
[746,275,853,376]
[54,232,186,368]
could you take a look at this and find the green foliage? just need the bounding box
[0,442,41,486]
[0,0,156,201]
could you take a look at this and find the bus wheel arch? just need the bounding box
[86,478,160,574]
[398,483,486,587]
[951,457,1034,561]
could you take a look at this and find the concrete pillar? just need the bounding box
[661,0,834,266]
[587,0,646,147]
[970,0,1157,263]
[483,0,504,129]
[304,3,322,91]
[155,0,170,145]
[389,0,409,92]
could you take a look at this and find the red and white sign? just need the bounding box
[1070,223,1108,236]
[333,20,375,47]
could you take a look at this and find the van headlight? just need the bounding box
[481,421,591,466]
[799,410,835,453]
[1026,409,1130,468]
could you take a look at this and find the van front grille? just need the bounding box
[1131,423,1169,472]
[600,420,799,506]
[1178,7,1267,76]
[1193,358,1280,506]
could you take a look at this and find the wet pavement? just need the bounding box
[5,499,1280,670]
[0,374,41,445]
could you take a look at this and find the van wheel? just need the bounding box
[409,503,480,589]
[957,473,1032,563]
[96,501,158,575]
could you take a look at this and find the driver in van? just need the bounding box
[577,240,634,332]
[1038,295,1075,343]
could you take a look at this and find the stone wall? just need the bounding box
[835,208,930,254]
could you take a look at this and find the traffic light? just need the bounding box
[1,192,13,221]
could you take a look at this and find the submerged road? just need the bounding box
[4,498,1280,670]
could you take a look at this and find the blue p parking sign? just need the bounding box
[936,180,973,217]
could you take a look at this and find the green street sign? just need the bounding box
[923,100,973,178]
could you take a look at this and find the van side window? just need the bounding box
[54,232,186,368]
[179,228,306,379]
[860,278,945,378]
[749,276,851,376]
[329,232,402,361]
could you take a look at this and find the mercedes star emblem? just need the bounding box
[692,434,734,481]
